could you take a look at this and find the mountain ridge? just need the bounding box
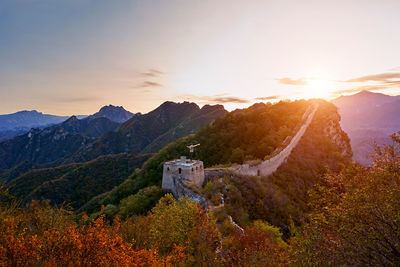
[88,105,135,123]
[0,101,227,182]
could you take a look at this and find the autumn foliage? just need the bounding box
[4,130,400,266]
[0,200,184,267]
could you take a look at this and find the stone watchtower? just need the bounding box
[162,156,205,196]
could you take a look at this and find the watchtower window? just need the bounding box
[196,166,198,170]
[179,168,182,174]
[167,167,170,171]
[257,169,260,176]
[192,168,194,172]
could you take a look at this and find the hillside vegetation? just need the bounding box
[0,116,121,175]
[7,154,151,210]
[0,101,226,183]
[205,100,352,231]
[69,102,227,163]
[81,100,338,217]
[6,100,400,266]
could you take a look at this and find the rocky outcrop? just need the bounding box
[173,178,208,209]
[324,112,353,159]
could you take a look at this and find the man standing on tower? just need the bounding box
[187,143,200,161]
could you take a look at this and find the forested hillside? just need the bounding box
[81,100,351,223]
[69,102,227,163]
[0,99,373,267]
[0,116,120,176]
[7,153,151,210]
[204,100,352,231]
[0,101,226,182]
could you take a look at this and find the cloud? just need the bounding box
[277,77,308,86]
[210,97,250,103]
[141,81,163,87]
[131,68,165,89]
[255,95,280,101]
[131,81,163,89]
[180,94,250,104]
[140,69,164,77]
[333,70,400,96]
[346,72,400,83]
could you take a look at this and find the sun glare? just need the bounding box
[304,78,331,99]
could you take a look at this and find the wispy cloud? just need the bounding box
[141,81,163,87]
[130,81,163,89]
[255,95,280,101]
[345,72,400,83]
[180,94,250,104]
[140,69,164,77]
[130,68,165,89]
[277,77,308,86]
[332,70,400,97]
[211,97,250,103]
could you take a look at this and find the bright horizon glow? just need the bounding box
[1,0,400,115]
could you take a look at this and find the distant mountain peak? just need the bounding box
[64,115,79,123]
[0,110,70,132]
[99,104,124,111]
[89,105,134,123]
[332,90,400,106]
[201,104,225,111]
[157,101,200,112]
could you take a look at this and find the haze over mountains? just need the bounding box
[332,90,400,165]
[0,111,73,141]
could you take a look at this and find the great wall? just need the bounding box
[162,103,320,208]
[231,103,319,177]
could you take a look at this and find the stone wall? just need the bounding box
[233,104,319,177]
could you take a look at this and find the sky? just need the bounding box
[1,0,400,115]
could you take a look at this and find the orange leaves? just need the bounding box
[0,203,182,266]
[219,222,288,267]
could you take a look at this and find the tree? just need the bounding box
[219,220,288,266]
[291,133,400,266]
[147,194,220,265]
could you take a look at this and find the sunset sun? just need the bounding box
[304,78,331,99]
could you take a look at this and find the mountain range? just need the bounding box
[0,105,136,142]
[80,100,352,224]
[0,102,227,182]
[0,110,72,132]
[68,102,227,163]
[332,90,400,165]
